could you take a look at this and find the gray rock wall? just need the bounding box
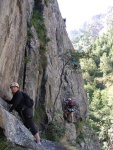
[0,0,27,97]
[42,0,88,121]
[0,0,100,149]
[0,0,88,122]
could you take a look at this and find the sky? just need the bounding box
[57,0,113,33]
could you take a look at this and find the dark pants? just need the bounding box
[20,107,38,135]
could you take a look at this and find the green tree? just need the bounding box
[99,53,112,76]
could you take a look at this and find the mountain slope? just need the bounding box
[0,0,100,149]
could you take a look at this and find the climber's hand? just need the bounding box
[2,95,7,100]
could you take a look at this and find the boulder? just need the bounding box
[0,97,43,150]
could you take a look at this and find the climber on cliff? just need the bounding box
[63,98,75,123]
[63,18,66,27]
[73,61,78,69]
[3,82,41,145]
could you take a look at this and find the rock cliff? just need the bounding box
[0,0,100,149]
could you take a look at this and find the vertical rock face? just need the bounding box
[15,0,88,123]
[41,0,88,121]
[0,0,27,96]
[0,0,88,122]
[0,0,100,149]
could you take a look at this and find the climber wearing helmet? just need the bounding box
[3,82,41,145]
[73,61,77,69]
[63,98,75,123]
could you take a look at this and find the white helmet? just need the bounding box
[67,98,71,101]
[10,82,19,88]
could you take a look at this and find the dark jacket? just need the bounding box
[5,90,36,135]
[5,90,25,113]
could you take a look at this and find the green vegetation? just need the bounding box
[0,128,15,150]
[0,139,14,150]
[35,107,66,142]
[34,106,47,124]
[74,121,86,134]
[27,7,50,72]
[41,121,66,142]
[24,56,30,64]
[27,27,33,42]
[31,9,48,70]
[72,28,113,149]
[31,10,50,44]
[59,49,82,69]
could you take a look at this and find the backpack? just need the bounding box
[68,99,74,106]
[22,92,34,108]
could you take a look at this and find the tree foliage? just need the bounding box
[72,28,113,149]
